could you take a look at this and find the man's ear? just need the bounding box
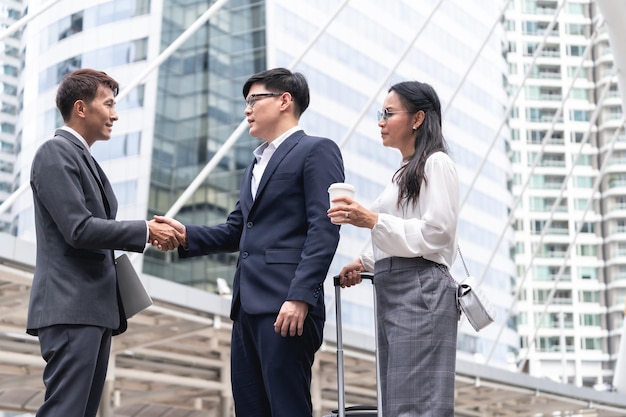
[74,100,87,119]
[279,91,293,110]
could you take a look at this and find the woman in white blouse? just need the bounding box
[328,81,459,417]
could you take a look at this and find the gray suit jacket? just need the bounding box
[27,129,146,336]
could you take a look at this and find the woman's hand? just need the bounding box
[327,196,378,229]
[338,259,366,288]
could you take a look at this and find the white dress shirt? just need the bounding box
[251,126,302,199]
[360,151,459,269]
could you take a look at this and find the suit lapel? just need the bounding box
[240,162,255,214]
[253,132,302,203]
[90,156,116,218]
[56,129,114,218]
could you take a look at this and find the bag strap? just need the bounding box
[457,245,470,278]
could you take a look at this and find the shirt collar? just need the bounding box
[253,126,302,162]
[59,126,91,153]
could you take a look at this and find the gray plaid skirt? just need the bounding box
[374,256,458,417]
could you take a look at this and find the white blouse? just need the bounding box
[360,151,459,270]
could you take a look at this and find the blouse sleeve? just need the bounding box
[370,153,459,258]
[359,252,375,272]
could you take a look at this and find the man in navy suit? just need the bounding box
[28,69,182,417]
[155,68,344,417]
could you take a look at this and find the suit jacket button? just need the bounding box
[247,221,253,228]
[242,252,249,258]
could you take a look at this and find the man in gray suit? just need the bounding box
[27,68,183,417]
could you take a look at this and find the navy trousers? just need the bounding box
[230,311,323,417]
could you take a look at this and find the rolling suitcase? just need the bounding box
[324,272,382,417]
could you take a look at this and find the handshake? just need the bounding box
[147,216,186,251]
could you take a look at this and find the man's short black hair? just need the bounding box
[242,67,310,118]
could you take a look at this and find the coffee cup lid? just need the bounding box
[328,183,355,192]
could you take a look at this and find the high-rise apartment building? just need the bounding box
[0,0,20,233]
[12,0,516,370]
[506,0,625,387]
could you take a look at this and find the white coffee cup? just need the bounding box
[328,183,355,207]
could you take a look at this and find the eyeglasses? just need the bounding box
[377,108,413,122]
[245,92,283,108]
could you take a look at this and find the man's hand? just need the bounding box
[274,300,309,337]
[148,218,186,251]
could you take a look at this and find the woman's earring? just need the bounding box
[412,126,417,131]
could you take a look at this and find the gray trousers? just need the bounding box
[37,325,112,417]
[374,257,458,417]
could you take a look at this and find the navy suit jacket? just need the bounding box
[180,131,344,320]
[27,129,147,336]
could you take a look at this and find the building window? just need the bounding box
[43,0,151,47]
[534,291,572,306]
[573,154,591,166]
[524,42,538,56]
[573,176,593,189]
[580,290,599,303]
[577,244,596,257]
[0,123,15,134]
[609,174,626,189]
[1,102,16,116]
[569,110,589,122]
[606,106,623,121]
[38,39,148,92]
[577,221,595,233]
[0,141,14,153]
[2,65,18,77]
[566,23,585,36]
[112,180,137,206]
[567,66,588,79]
[566,3,585,15]
[533,266,570,282]
[567,45,585,57]
[579,267,596,280]
[580,314,600,327]
[2,82,17,95]
[571,88,588,100]
[580,338,601,350]
[0,160,13,174]
[574,198,591,211]
[570,131,585,143]
[538,336,574,352]
[92,132,141,161]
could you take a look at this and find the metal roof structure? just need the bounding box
[2,234,626,417]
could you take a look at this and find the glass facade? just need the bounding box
[144,0,267,291]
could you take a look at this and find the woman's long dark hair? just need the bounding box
[390,81,449,208]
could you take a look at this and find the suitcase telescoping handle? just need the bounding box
[333,272,375,286]
[333,273,381,417]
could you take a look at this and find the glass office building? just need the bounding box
[143,0,266,286]
[13,0,517,367]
